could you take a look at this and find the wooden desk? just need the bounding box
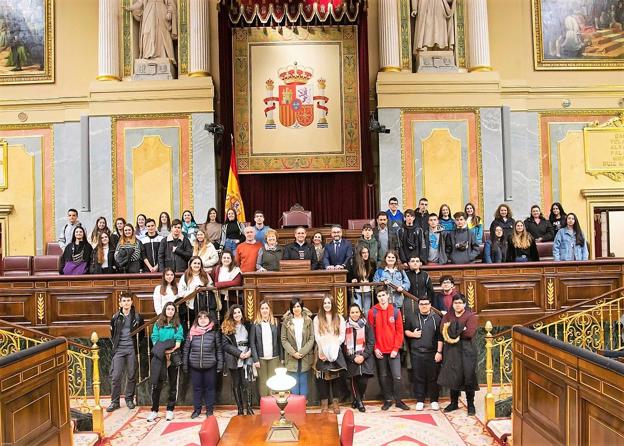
[219,413,340,446]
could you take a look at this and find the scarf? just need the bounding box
[345,318,367,355]
[189,321,214,340]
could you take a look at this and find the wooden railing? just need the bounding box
[0,259,623,336]
[512,326,624,445]
[0,338,73,446]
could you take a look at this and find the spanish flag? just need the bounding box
[225,135,246,222]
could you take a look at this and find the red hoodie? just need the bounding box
[367,303,404,354]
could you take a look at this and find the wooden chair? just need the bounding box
[45,242,63,256]
[281,204,312,228]
[259,395,307,415]
[340,409,355,446]
[198,415,220,446]
[32,256,60,276]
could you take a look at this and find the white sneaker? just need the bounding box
[166,410,174,421]
[416,402,424,411]
[146,411,158,422]
[431,402,440,411]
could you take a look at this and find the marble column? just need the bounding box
[189,0,210,77]
[97,0,120,81]
[378,0,400,72]
[466,0,492,72]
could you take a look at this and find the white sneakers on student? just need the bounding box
[416,402,425,411]
[431,402,440,411]
[166,410,174,421]
[147,411,158,422]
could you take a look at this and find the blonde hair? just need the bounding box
[254,300,277,325]
[265,229,278,240]
[511,221,532,250]
[193,229,208,257]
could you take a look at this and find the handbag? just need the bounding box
[169,349,183,368]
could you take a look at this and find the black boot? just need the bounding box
[466,391,476,416]
[444,389,460,413]
[244,386,255,415]
[233,387,244,415]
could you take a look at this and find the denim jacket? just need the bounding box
[373,267,410,308]
[553,229,588,261]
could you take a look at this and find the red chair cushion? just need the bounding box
[198,415,220,446]
[340,409,355,446]
[32,255,60,276]
[260,395,307,415]
[2,256,32,276]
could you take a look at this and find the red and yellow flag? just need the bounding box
[224,136,246,222]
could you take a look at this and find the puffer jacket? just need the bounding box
[280,308,315,373]
[183,325,223,371]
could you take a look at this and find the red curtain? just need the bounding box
[218,9,374,228]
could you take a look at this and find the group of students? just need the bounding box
[108,266,478,422]
[57,196,588,277]
[381,197,589,264]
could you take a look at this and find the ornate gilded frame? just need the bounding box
[583,113,624,181]
[122,0,189,78]
[0,140,7,190]
[0,0,55,84]
[532,0,624,70]
[232,26,362,174]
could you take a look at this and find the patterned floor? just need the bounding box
[83,397,497,446]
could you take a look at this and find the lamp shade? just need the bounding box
[266,367,297,392]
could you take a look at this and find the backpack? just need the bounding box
[371,305,400,329]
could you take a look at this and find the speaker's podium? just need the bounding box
[243,263,348,319]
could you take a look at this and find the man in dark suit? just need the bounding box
[322,225,353,269]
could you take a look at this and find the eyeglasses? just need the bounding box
[441,280,452,284]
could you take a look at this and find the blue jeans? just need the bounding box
[288,361,309,397]
[353,291,373,315]
[223,239,239,257]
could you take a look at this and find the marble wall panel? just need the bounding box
[509,112,541,221]
[192,112,216,222]
[480,107,504,222]
[378,108,403,207]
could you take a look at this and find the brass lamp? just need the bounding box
[265,367,299,442]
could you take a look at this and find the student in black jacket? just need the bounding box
[506,220,539,262]
[107,292,144,412]
[397,209,426,266]
[182,311,223,418]
[524,205,554,242]
[282,226,320,269]
[343,303,375,412]
[158,219,193,273]
[489,204,515,238]
[140,218,163,273]
[250,300,282,397]
[222,305,255,415]
[90,232,116,274]
[60,226,93,275]
[404,295,443,411]
[403,256,435,323]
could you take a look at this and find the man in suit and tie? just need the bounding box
[322,225,354,270]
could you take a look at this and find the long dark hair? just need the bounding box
[219,249,238,272]
[565,213,585,246]
[90,216,111,245]
[160,267,178,295]
[205,207,220,224]
[353,245,375,280]
[71,226,87,245]
[158,212,171,232]
[156,301,181,329]
[549,202,566,222]
[114,217,126,236]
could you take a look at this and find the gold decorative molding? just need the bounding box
[466,282,475,309]
[583,113,624,182]
[546,278,555,309]
[246,290,255,321]
[37,293,45,323]
[95,75,121,82]
[336,288,345,315]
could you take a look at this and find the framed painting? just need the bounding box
[532,0,624,70]
[232,26,362,174]
[0,0,54,84]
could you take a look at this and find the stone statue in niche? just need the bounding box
[126,0,178,80]
[411,0,458,72]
